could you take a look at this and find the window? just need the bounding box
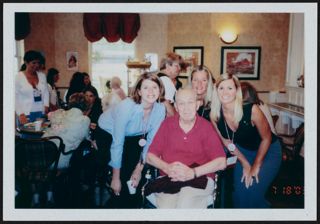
[14,40,25,74]
[90,39,135,97]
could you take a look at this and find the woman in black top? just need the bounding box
[83,85,103,139]
[65,72,86,105]
[210,73,281,208]
[189,65,215,121]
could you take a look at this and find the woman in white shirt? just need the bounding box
[15,50,49,125]
[47,68,60,111]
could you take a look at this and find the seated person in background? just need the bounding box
[42,92,90,170]
[110,76,126,100]
[241,82,277,135]
[101,91,122,112]
[83,86,103,138]
[189,65,215,121]
[146,87,226,209]
[64,72,86,105]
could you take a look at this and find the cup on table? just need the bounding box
[126,180,136,194]
[34,120,43,131]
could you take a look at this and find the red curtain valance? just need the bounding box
[15,13,31,40]
[83,13,140,43]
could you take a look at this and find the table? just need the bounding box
[268,102,304,157]
[16,121,50,138]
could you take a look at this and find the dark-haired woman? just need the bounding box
[47,68,60,111]
[95,72,166,208]
[83,85,103,139]
[64,72,86,105]
[15,50,49,125]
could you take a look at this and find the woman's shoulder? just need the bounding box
[16,71,25,80]
[114,97,137,112]
[153,102,166,111]
[37,71,47,79]
[196,115,213,129]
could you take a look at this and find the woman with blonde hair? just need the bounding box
[210,73,281,208]
[189,65,215,121]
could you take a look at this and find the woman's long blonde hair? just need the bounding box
[188,65,215,107]
[210,73,243,123]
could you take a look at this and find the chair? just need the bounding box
[272,115,279,127]
[15,136,65,208]
[141,165,219,209]
[278,122,304,161]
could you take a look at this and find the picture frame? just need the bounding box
[220,46,261,80]
[173,46,204,77]
[66,51,78,71]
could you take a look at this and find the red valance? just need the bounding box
[15,13,31,40]
[83,13,104,42]
[83,13,140,43]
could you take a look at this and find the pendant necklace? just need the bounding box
[223,118,236,152]
[138,110,150,147]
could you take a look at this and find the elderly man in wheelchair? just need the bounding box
[145,88,226,209]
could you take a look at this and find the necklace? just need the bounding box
[138,109,151,147]
[223,118,236,152]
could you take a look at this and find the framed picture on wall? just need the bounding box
[221,46,261,80]
[66,51,78,71]
[173,46,204,77]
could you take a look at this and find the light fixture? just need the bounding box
[219,31,238,44]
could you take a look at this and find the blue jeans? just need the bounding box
[232,140,282,208]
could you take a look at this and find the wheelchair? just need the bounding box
[140,165,220,209]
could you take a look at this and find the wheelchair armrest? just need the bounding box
[277,133,295,138]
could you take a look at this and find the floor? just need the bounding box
[267,156,304,208]
[15,156,304,209]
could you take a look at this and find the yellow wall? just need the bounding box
[24,12,289,92]
[25,13,88,88]
[136,14,168,67]
[167,13,289,91]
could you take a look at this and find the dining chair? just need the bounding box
[15,136,65,208]
[277,122,304,161]
[272,115,279,127]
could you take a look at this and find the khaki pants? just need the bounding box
[155,177,214,209]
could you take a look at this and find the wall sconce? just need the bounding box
[219,31,238,44]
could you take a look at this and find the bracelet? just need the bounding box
[193,168,197,179]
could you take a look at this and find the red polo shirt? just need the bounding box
[148,114,226,178]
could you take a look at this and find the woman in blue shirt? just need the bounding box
[96,72,166,208]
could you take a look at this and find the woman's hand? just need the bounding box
[90,123,97,130]
[44,106,49,114]
[19,114,28,125]
[130,166,142,188]
[111,177,121,196]
[250,164,261,184]
[241,163,253,189]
